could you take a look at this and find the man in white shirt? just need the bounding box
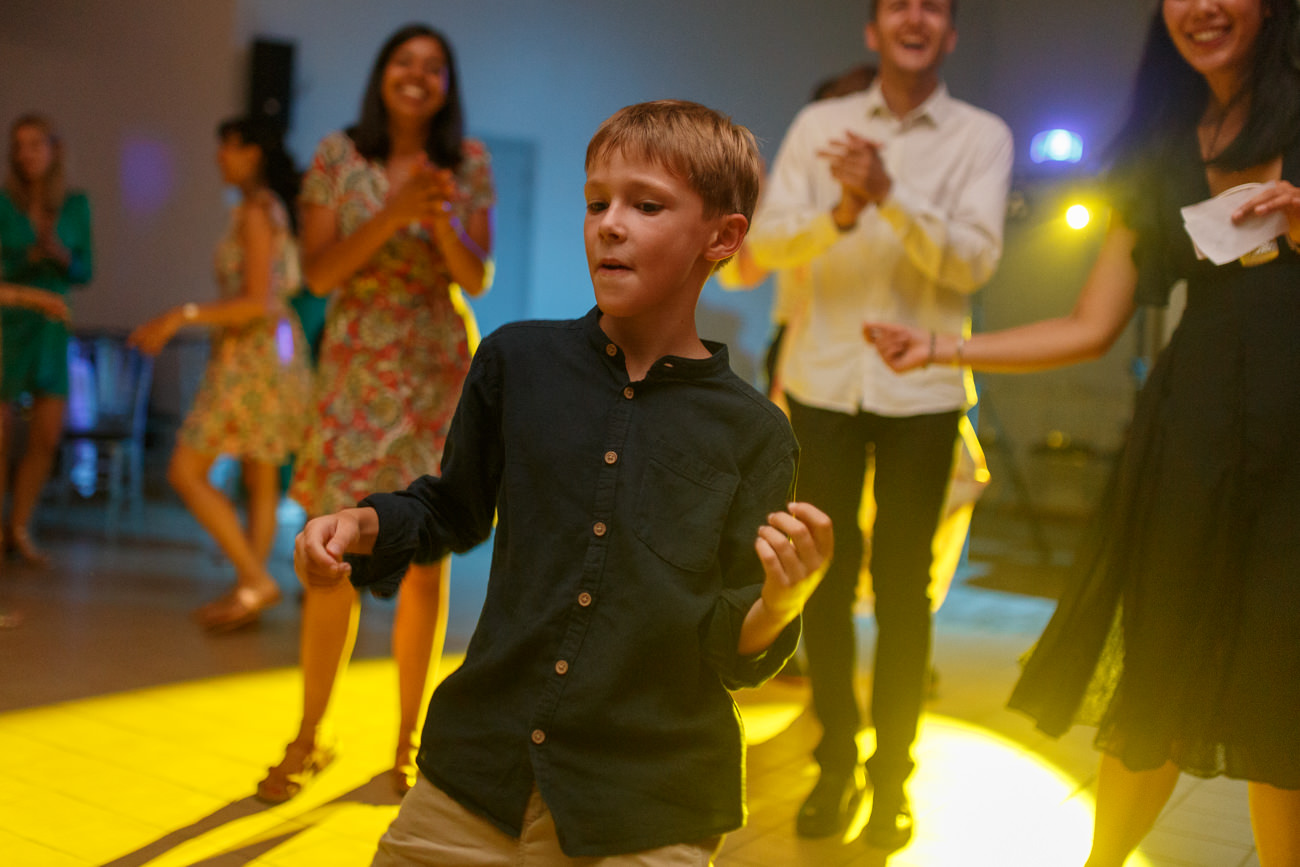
[748,0,1012,851]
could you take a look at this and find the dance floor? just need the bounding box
[0,498,1261,866]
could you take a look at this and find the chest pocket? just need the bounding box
[634,446,739,573]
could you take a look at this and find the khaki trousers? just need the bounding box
[372,775,721,866]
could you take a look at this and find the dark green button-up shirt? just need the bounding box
[350,307,800,856]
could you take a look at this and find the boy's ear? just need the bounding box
[705,213,749,262]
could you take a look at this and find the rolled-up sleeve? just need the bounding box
[877,123,1013,294]
[747,108,845,272]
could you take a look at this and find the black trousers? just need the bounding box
[787,395,959,792]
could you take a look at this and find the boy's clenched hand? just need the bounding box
[739,502,833,655]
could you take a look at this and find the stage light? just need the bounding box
[1031,129,1083,164]
[1066,204,1091,230]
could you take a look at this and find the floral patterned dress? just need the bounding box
[289,131,494,516]
[179,191,312,463]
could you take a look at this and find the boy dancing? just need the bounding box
[295,100,832,864]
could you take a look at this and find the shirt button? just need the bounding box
[578,592,592,607]
[593,521,607,537]
[555,660,569,675]
[531,729,546,744]
[623,386,634,399]
[604,450,618,465]
[605,343,618,357]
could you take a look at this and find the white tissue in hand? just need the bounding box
[1180,181,1289,266]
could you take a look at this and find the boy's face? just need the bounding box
[584,149,736,321]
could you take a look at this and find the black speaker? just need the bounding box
[248,38,295,129]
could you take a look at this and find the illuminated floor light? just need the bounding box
[1066,204,1091,230]
[830,717,1153,865]
[0,663,1157,866]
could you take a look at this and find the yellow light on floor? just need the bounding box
[0,663,1159,866]
[1066,204,1091,230]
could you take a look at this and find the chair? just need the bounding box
[59,332,154,538]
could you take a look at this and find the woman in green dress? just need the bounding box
[0,114,93,565]
[0,280,68,624]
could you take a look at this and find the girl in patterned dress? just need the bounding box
[129,116,312,631]
[257,24,494,802]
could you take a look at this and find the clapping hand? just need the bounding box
[819,130,891,204]
[27,213,70,268]
[387,156,458,228]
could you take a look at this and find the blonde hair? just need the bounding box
[6,113,66,216]
[585,100,761,223]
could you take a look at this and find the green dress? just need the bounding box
[0,190,93,399]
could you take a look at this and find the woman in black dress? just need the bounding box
[867,1,1300,864]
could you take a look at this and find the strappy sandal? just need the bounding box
[198,584,282,633]
[256,739,337,804]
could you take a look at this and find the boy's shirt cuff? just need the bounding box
[345,491,440,598]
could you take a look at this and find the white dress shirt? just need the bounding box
[748,81,1013,416]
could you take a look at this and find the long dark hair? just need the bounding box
[217,115,301,231]
[1108,0,1300,172]
[346,24,466,170]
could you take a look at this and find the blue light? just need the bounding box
[1030,129,1083,164]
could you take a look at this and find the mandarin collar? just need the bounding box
[583,306,731,382]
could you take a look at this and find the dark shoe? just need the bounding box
[796,766,864,838]
[864,792,913,852]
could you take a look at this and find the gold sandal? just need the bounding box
[198,584,282,633]
[256,740,337,803]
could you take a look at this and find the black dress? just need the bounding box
[1008,134,1300,789]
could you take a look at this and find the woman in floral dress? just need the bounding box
[257,23,494,802]
[130,116,311,631]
